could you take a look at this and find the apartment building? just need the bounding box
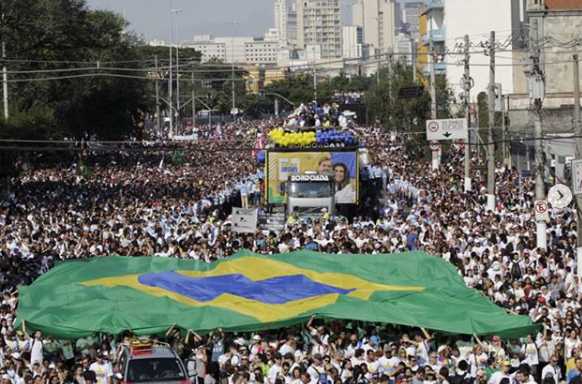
[296,0,342,58]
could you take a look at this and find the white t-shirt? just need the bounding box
[89,361,112,384]
[378,356,400,374]
[268,363,282,384]
[29,338,43,366]
[541,364,561,382]
[522,343,539,366]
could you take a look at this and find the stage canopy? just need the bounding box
[17,250,538,339]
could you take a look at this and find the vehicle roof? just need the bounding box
[124,345,177,360]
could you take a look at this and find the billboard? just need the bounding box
[266,151,359,204]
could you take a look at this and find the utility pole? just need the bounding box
[573,53,582,263]
[231,56,236,115]
[2,40,8,120]
[463,34,472,192]
[168,17,174,139]
[191,63,196,129]
[527,18,547,250]
[388,48,393,97]
[500,87,507,166]
[376,65,380,86]
[154,55,161,138]
[388,48,393,132]
[486,31,496,211]
[176,44,180,134]
[429,32,437,119]
[429,15,439,171]
[411,37,417,83]
[314,66,318,101]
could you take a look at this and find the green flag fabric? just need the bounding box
[16,250,538,339]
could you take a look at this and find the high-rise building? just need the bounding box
[296,0,342,58]
[350,0,396,57]
[395,0,423,38]
[342,26,364,59]
[187,35,279,65]
[274,0,298,47]
[414,0,445,84]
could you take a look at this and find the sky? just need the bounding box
[86,0,351,42]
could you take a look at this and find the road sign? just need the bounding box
[534,200,550,223]
[426,118,468,141]
[548,184,573,209]
[571,159,582,195]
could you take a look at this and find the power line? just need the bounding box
[0,134,579,153]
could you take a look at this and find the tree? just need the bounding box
[260,73,373,117]
[365,63,448,132]
[0,0,204,140]
[477,91,489,129]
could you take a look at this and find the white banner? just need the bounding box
[232,208,258,234]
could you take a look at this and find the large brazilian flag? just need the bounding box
[17,250,538,339]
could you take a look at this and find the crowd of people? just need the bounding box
[1,120,582,384]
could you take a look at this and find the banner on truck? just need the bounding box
[266,151,359,204]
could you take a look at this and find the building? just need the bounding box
[417,0,445,79]
[342,26,364,59]
[244,39,279,65]
[444,0,517,100]
[187,35,227,62]
[395,0,423,39]
[187,35,279,65]
[508,0,582,138]
[296,0,342,58]
[414,0,525,101]
[245,66,288,94]
[351,0,397,59]
[395,32,413,64]
[274,0,298,47]
[264,28,279,42]
[495,0,582,177]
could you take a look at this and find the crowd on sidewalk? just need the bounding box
[0,122,582,384]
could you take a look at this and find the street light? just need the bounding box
[225,21,240,117]
[167,0,182,139]
[171,7,183,135]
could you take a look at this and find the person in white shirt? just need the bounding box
[27,331,44,368]
[540,356,561,384]
[521,335,539,377]
[307,354,326,384]
[537,332,555,366]
[89,355,113,384]
[378,345,400,375]
[268,353,283,384]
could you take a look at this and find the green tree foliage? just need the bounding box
[366,63,450,132]
[0,0,200,140]
[263,73,373,107]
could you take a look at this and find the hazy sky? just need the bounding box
[86,0,351,42]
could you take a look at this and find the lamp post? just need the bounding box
[170,7,182,136]
[226,21,240,118]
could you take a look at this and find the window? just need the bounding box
[127,359,185,382]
